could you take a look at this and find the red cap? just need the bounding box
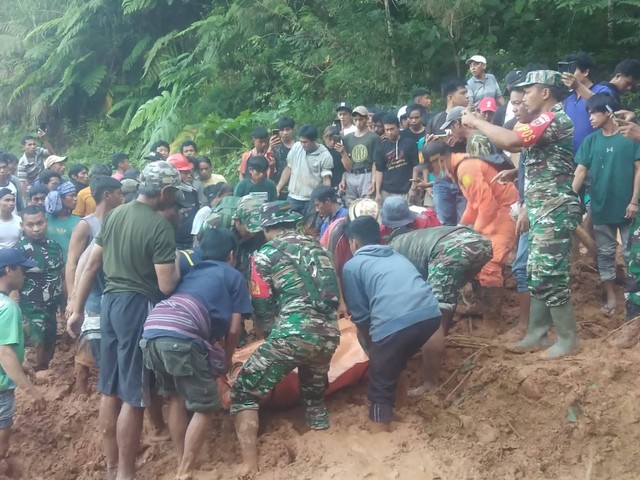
[478,97,497,113]
[167,153,192,171]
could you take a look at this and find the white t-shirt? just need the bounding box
[191,206,212,235]
[0,182,18,215]
[0,215,22,248]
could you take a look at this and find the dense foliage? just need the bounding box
[1,0,639,177]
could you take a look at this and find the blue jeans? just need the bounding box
[287,196,310,215]
[512,232,529,293]
[432,179,466,226]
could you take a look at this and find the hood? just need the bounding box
[354,244,394,257]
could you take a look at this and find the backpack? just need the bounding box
[270,236,340,314]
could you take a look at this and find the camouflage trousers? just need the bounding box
[527,201,581,307]
[230,333,339,429]
[429,230,493,311]
[22,302,58,359]
[625,216,640,319]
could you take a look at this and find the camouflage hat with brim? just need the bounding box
[515,70,565,89]
[140,161,180,191]
[259,200,303,228]
[234,194,265,233]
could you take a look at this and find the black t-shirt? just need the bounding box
[374,137,418,194]
[400,128,425,147]
[273,143,292,184]
[328,147,345,188]
[175,187,200,249]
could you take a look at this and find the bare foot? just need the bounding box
[236,461,258,478]
[106,465,117,480]
[6,457,24,478]
[147,428,171,443]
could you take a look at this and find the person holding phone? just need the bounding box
[560,53,613,155]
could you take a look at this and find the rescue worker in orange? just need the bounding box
[422,141,518,324]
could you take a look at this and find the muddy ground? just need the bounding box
[8,264,640,480]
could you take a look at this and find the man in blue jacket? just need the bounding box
[342,215,441,432]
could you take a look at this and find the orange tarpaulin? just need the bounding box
[219,318,369,409]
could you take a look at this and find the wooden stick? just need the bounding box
[601,316,640,341]
[443,371,472,407]
[575,224,598,255]
[507,419,523,440]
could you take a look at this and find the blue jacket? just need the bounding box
[342,244,441,342]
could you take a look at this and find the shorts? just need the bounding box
[98,292,152,407]
[0,390,16,430]
[368,318,440,423]
[140,337,218,412]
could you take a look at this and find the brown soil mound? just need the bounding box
[9,268,640,480]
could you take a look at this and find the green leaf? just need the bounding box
[80,65,107,96]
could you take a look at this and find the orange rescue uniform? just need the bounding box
[451,154,518,287]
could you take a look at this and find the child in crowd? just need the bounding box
[0,248,46,476]
[16,207,64,370]
[573,93,640,316]
[341,215,441,432]
[234,156,278,202]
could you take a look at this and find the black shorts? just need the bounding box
[98,292,153,407]
[368,317,441,423]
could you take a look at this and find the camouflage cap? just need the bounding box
[515,70,565,89]
[139,161,180,191]
[234,194,265,233]
[259,200,303,228]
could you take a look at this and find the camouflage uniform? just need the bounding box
[231,201,340,429]
[625,216,640,320]
[234,194,267,282]
[16,237,64,356]
[202,195,240,231]
[389,227,493,311]
[512,77,581,307]
[466,131,493,157]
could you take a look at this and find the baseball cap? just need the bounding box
[380,196,416,228]
[348,198,380,222]
[504,70,524,88]
[515,70,565,89]
[478,97,497,113]
[0,248,36,270]
[440,106,466,130]
[120,178,139,195]
[44,155,68,169]
[139,161,180,192]
[167,153,192,172]
[352,106,369,117]
[234,194,265,233]
[336,102,353,113]
[466,55,487,65]
[145,151,164,162]
[259,201,303,228]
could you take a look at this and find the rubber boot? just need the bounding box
[541,302,579,359]
[234,410,259,476]
[509,297,552,352]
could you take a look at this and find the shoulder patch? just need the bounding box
[250,257,270,299]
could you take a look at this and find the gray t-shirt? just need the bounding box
[342,131,381,170]
[286,143,334,201]
[466,73,502,108]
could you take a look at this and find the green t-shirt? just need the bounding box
[46,213,81,261]
[342,131,381,170]
[96,201,176,303]
[576,131,640,225]
[234,178,277,202]
[0,293,25,391]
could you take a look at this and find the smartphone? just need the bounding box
[606,105,623,125]
[271,128,279,136]
[38,121,47,132]
[558,61,577,74]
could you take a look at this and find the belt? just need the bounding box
[351,168,372,175]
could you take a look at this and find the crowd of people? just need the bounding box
[0,52,640,479]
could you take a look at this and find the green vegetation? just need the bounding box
[2,0,639,176]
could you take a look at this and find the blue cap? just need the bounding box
[380,196,416,228]
[0,248,37,270]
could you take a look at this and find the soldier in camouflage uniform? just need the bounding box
[389,226,492,393]
[232,194,267,282]
[231,201,340,476]
[16,206,64,370]
[463,70,581,358]
[625,216,640,320]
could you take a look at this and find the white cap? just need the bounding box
[466,55,487,65]
[397,105,408,120]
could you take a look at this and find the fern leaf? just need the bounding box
[80,65,107,97]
